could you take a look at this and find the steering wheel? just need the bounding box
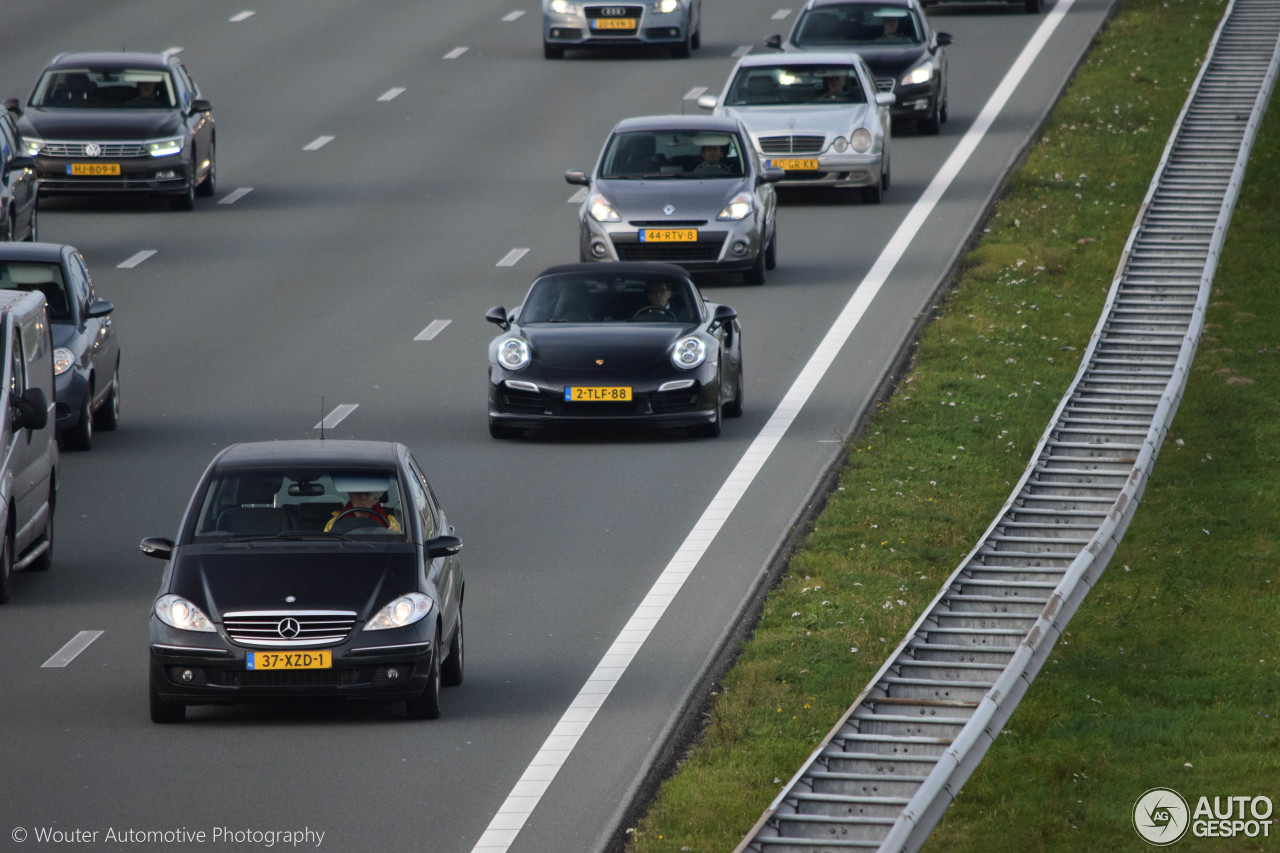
[331,506,390,529]
[632,305,674,321]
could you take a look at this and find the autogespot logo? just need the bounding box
[1134,787,1191,846]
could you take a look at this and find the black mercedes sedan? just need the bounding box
[486,263,743,438]
[767,0,952,134]
[0,242,120,451]
[565,114,782,285]
[140,441,465,722]
[9,51,215,209]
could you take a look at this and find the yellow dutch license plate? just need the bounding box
[640,229,697,243]
[247,651,332,670]
[769,158,819,171]
[592,17,636,29]
[566,386,632,402]
[69,163,121,176]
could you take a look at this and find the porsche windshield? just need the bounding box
[600,130,746,179]
[725,65,868,106]
[518,273,701,324]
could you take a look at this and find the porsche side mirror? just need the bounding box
[712,304,738,326]
[564,169,590,186]
[696,93,718,111]
[426,534,463,559]
[485,306,510,331]
[139,537,175,560]
[765,34,783,50]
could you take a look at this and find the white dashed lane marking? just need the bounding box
[503,10,525,21]
[683,86,708,100]
[414,320,452,341]
[315,404,358,430]
[42,631,104,668]
[218,187,253,205]
[118,250,156,269]
[567,187,588,204]
[444,47,469,59]
[772,8,792,19]
[378,87,406,102]
[732,45,752,57]
[304,136,335,151]
[497,248,529,267]
[229,10,255,22]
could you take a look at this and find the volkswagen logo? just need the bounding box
[277,618,302,639]
[664,205,676,216]
[84,143,102,158]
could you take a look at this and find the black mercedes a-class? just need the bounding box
[486,263,743,438]
[141,441,465,722]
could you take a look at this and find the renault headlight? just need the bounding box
[672,336,707,369]
[588,194,622,222]
[23,135,45,156]
[901,61,934,87]
[53,347,75,376]
[850,129,873,153]
[652,0,682,11]
[155,594,216,633]
[716,192,754,221]
[497,337,531,370]
[364,592,434,631]
[147,136,184,157]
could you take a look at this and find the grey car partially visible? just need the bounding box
[543,0,703,59]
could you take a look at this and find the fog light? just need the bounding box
[732,241,748,256]
[180,669,194,683]
[156,170,179,179]
[386,667,400,680]
[591,242,607,258]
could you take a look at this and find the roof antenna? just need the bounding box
[320,395,326,440]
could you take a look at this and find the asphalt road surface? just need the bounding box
[0,1,1117,850]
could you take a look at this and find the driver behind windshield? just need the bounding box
[325,476,402,532]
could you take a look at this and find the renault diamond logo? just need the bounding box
[664,205,675,216]
[84,143,102,157]
[277,618,302,639]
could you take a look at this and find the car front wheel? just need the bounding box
[64,393,93,451]
[442,611,464,687]
[406,629,443,719]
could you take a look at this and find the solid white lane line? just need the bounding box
[315,404,358,430]
[470,0,1080,847]
[732,45,752,57]
[117,250,156,269]
[378,87,406,102]
[567,187,588,204]
[683,86,708,100]
[496,248,529,267]
[444,47,469,59]
[229,10,255,22]
[304,136,334,151]
[218,187,253,205]
[42,631,104,668]
[503,10,525,21]
[414,319,452,341]
[772,8,792,19]
[162,46,183,56]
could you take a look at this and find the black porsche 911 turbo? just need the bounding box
[485,263,743,438]
[140,440,465,722]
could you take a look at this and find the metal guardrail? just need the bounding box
[736,0,1280,849]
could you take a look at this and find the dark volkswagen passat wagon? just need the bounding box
[141,441,465,722]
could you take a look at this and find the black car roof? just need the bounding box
[0,242,72,264]
[535,262,693,280]
[212,440,405,469]
[45,52,173,70]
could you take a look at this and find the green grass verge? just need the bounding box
[624,0,1280,848]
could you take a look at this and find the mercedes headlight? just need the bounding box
[652,0,682,11]
[497,337,531,370]
[53,347,75,376]
[671,336,707,369]
[147,136,184,157]
[716,192,754,221]
[901,61,934,87]
[588,194,622,222]
[23,135,45,156]
[850,129,873,153]
[364,592,434,631]
[830,136,849,153]
[155,594,216,633]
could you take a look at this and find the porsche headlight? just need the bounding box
[23,135,45,156]
[147,136,184,157]
[672,336,707,369]
[155,594,216,633]
[830,136,849,153]
[53,347,75,376]
[716,192,754,221]
[850,128,873,154]
[364,592,434,631]
[652,0,682,11]
[497,337,531,370]
[588,194,622,222]
[901,61,934,87]
[549,0,576,13]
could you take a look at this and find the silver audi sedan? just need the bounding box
[543,0,703,59]
[565,115,783,285]
[699,52,895,203]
